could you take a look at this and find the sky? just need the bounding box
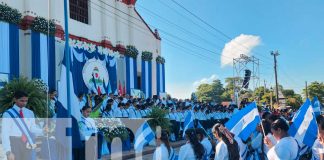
[136,0,324,99]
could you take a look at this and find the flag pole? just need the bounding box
[255,101,266,137]
[63,0,72,159]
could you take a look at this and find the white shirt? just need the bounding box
[112,100,119,111]
[121,109,129,118]
[153,143,169,160]
[128,106,137,118]
[114,108,123,117]
[135,109,142,118]
[79,116,97,141]
[1,105,43,153]
[102,110,113,118]
[312,139,324,160]
[179,143,196,160]
[169,112,177,120]
[267,137,298,160]
[201,137,212,157]
[215,141,228,160]
[140,110,147,117]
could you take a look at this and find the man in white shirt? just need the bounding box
[2,91,46,160]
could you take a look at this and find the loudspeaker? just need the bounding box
[242,69,251,89]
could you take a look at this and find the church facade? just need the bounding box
[0,0,166,97]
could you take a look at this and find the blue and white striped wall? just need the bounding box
[156,63,165,96]
[125,56,137,94]
[141,61,152,98]
[31,31,56,90]
[0,21,19,83]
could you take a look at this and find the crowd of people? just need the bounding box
[2,90,324,160]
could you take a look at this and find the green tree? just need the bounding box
[303,81,324,100]
[282,89,295,98]
[196,80,225,103]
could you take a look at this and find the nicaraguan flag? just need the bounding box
[134,122,155,153]
[182,111,195,137]
[225,102,260,141]
[55,48,83,159]
[289,99,318,147]
[312,96,322,117]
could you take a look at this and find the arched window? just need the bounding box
[69,0,89,24]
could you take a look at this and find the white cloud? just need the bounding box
[221,34,261,67]
[193,74,218,90]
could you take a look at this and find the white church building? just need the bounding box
[0,0,166,97]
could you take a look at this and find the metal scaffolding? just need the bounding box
[233,54,260,106]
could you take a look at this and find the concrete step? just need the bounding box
[103,140,186,160]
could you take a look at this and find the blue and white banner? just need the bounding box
[289,99,318,148]
[156,63,165,95]
[141,61,152,98]
[312,96,322,117]
[31,31,56,89]
[225,102,260,141]
[134,121,155,153]
[0,21,19,81]
[126,56,137,94]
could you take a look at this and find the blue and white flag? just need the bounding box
[55,48,83,159]
[312,96,322,117]
[225,102,260,141]
[182,111,195,137]
[181,111,203,137]
[134,121,155,153]
[289,99,318,148]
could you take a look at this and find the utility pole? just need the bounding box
[305,81,309,99]
[271,51,280,104]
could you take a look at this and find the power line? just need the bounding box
[89,0,221,64]
[91,0,274,70]
[169,0,274,64]
[136,4,225,51]
[91,0,233,60]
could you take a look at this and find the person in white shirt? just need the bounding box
[101,103,114,118]
[264,118,299,160]
[127,101,137,118]
[179,129,205,160]
[250,119,276,159]
[121,103,129,118]
[113,103,123,118]
[313,115,324,160]
[196,128,212,159]
[153,130,175,160]
[2,91,46,160]
[212,123,240,160]
[135,105,142,118]
[79,105,103,160]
